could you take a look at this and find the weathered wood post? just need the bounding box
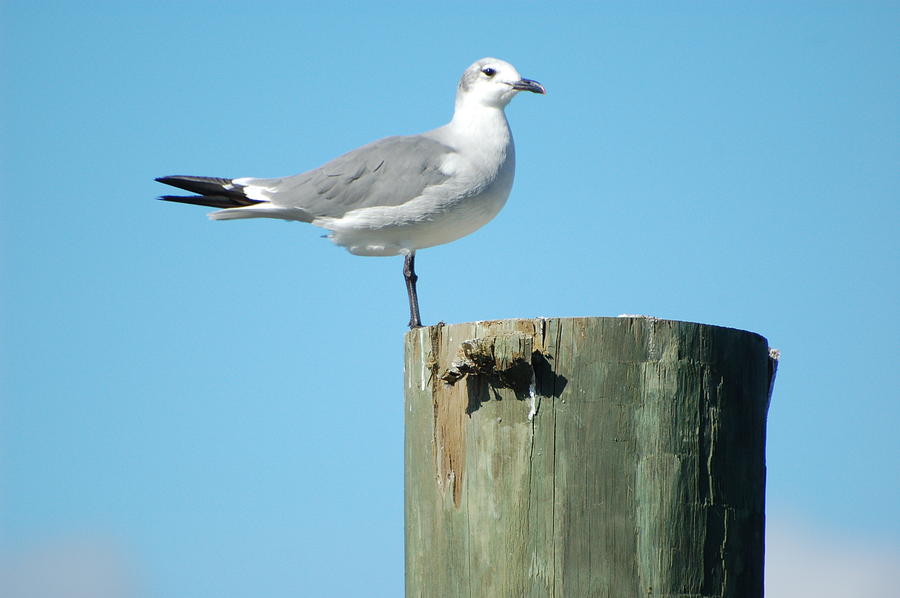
[404,317,776,598]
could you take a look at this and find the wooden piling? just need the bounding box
[404,317,776,598]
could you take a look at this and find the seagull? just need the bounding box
[156,58,545,328]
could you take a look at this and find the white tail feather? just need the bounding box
[208,203,314,222]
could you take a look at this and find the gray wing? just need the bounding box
[246,135,454,220]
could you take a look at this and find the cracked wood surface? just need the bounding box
[404,317,774,598]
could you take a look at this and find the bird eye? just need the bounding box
[481,67,497,78]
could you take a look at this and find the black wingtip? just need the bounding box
[155,175,195,186]
[155,175,246,197]
[157,194,206,204]
[158,194,252,209]
[155,175,266,209]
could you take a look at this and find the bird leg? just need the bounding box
[403,252,422,329]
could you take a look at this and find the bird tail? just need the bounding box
[155,175,264,210]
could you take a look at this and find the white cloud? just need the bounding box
[0,536,139,598]
[766,513,900,598]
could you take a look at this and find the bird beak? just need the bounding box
[511,78,546,94]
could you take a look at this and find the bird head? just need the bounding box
[456,58,545,109]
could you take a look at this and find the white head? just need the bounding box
[456,58,545,109]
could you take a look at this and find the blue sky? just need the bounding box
[2,2,898,596]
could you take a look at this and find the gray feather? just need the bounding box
[245,135,454,220]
